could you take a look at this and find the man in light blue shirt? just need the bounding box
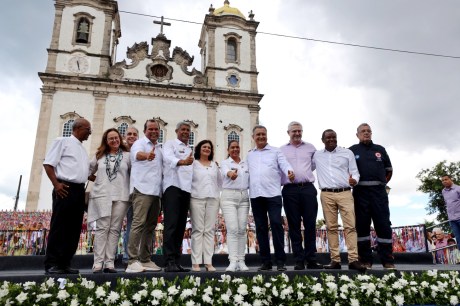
[247,125,294,271]
[441,174,460,250]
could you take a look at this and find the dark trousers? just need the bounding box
[353,185,394,264]
[44,182,85,269]
[163,186,190,264]
[250,196,286,264]
[282,183,318,262]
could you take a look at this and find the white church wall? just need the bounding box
[214,70,252,91]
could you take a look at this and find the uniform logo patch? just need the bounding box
[375,152,382,161]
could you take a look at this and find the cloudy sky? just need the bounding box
[1,0,460,227]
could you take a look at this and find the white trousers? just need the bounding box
[190,197,219,264]
[93,201,129,268]
[220,189,249,262]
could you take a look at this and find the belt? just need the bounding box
[57,179,85,187]
[321,187,351,193]
[285,181,313,187]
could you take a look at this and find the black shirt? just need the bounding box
[349,141,392,184]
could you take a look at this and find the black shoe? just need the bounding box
[294,261,305,270]
[45,266,66,275]
[164,262,180,272]
[324,261,341,270]
[306,261,324,269]
[348,261,366,273]
[103,268,117,273]
[176,265,190,272]
[63,266,79,274]
[258,262,272,271]
[277,264,287,272]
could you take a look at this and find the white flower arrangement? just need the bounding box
[0,271,459,305]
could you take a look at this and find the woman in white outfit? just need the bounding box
[190,140,222,272]
[88,128,130,273]
[220,140,250,271]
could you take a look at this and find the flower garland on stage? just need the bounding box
[1,270,459,305]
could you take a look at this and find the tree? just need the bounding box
[416,160,460,224]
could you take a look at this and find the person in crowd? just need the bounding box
[405,229,424,252]
[87,128,130,273]
[441,174,460,250]
[125,120,163,273]
[349,123,396,270]
[189,140,222,272]
[182,230,192,255]
[280,121,323,270]
[43,118,91,274]
[220,140,250,271]
[313,129,366,272]
[31,221,45,255]
[447,238,460,264]
[247,125,294,271]
[162,121,194,272]
[122,126,139,265]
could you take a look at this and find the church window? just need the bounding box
[228,131,240,144]
[118,122,129,137]
[76,18,90,44]
[227,38,237,62]
[224,33,241,64]
[151,64,168,78]
[62,119,74,137]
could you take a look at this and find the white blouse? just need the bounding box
[190,160,222,199]
[220,157,249,190]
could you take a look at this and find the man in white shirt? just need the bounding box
[313,129,365,272]
[43,118,91,275]
[247,125,295,271]
[125,120,163,273]
[162,121,194,272]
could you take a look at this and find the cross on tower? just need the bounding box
[153,16,171,35]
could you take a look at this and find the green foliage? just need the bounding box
[416,160,460,223]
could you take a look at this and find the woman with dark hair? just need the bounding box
[220,140,250,271]
[190,139,222,272]
[87,128,130,273]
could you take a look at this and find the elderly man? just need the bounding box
[43,118,91,274]
[125,120,163,273]
[247,125,294,271]
[162,121,194,272]
[441,174,460,250]
[349,123,395,270]
[280,121,323,270]
[313,129,365,272]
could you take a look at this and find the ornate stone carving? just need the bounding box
[147,56,173,82]
[108,60,126,80]
[172,47,194,74]
[126,41,148,67]
[224,123,243,132]
[113,115,136,124]
[183,119,199,128]
[60,111,82,120]
[151,35,171,59]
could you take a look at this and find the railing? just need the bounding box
[425,221,460,264]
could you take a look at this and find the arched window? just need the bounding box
[227,38,237,62]
[188,131,195,151]
[76,18,90,43]
[62,120,74,137]
[118,122,129,137]
[227,131,240,145]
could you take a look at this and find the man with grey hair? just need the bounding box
[162,121,194,272]
[349,123,395,270]
[43,118,91,274]
[280,121,323,270]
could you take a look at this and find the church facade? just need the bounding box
[26,0,263,211]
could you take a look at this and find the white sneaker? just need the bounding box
[125,261,146,273]
[141,260,162,272]
[226,261,239,272]
[238,261,249,271]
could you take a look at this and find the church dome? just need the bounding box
[213,0,245,19]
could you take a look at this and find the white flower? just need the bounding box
[120,301,132,306]
[232,278,243,283]
[427,270,438,277]
[394,294,404,306]
[70,298,79,306]
[186,301,195,306]
[36,293,52,301]
[234,294,243,304]
[15,292,28,304]
[340,284,349,293]
[326,282,338,292]
[450,295,459,305]
[340,293,347,299]
[132,293,141,303]
[420,281,429,288]
[221,294,230,303]
[81,279,95,289]
[151,300,159,305]
[253,299,263,306]
[204,286,213,295]
[180,289,194,299]
[350,298,360,306]
[57,278,67,289]
[311,283,324,294]
[297,291,304,299]
[272,287,279,297]
[253,275,264,283]
[95,286,106,298]
[138,289,148,297]
[46,278,55,287]
[57,290,70,300]
[141,282,148,288]
[252,286,262,296]
[167,286,179,296]
[281,273,289,282]
[385,301,392,306]
[312,300,321,306]
[325,275,335,282]
[297,282,305,289]
[203,294,213,303]
[265,282,271,288]
[340,275,351,282]
[237,284,248,296]
[23,281,36,290]
[220,274,232,283]
[107,291,120,303]
[151,289,164,299]
[0,288,9,299]
[86,297,93,305]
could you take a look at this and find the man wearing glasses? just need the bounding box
[43,118,91,274]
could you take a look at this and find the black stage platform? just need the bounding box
[1,252,458,285]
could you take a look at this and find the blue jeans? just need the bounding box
[122,206,133,261]
[450,219,460,250]
[250,196,286,264]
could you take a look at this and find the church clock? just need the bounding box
[68,56,89,74]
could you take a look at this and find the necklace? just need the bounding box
[105,149,123,181]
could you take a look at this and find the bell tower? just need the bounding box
[46,0,120,77]
[199,1,259,93]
